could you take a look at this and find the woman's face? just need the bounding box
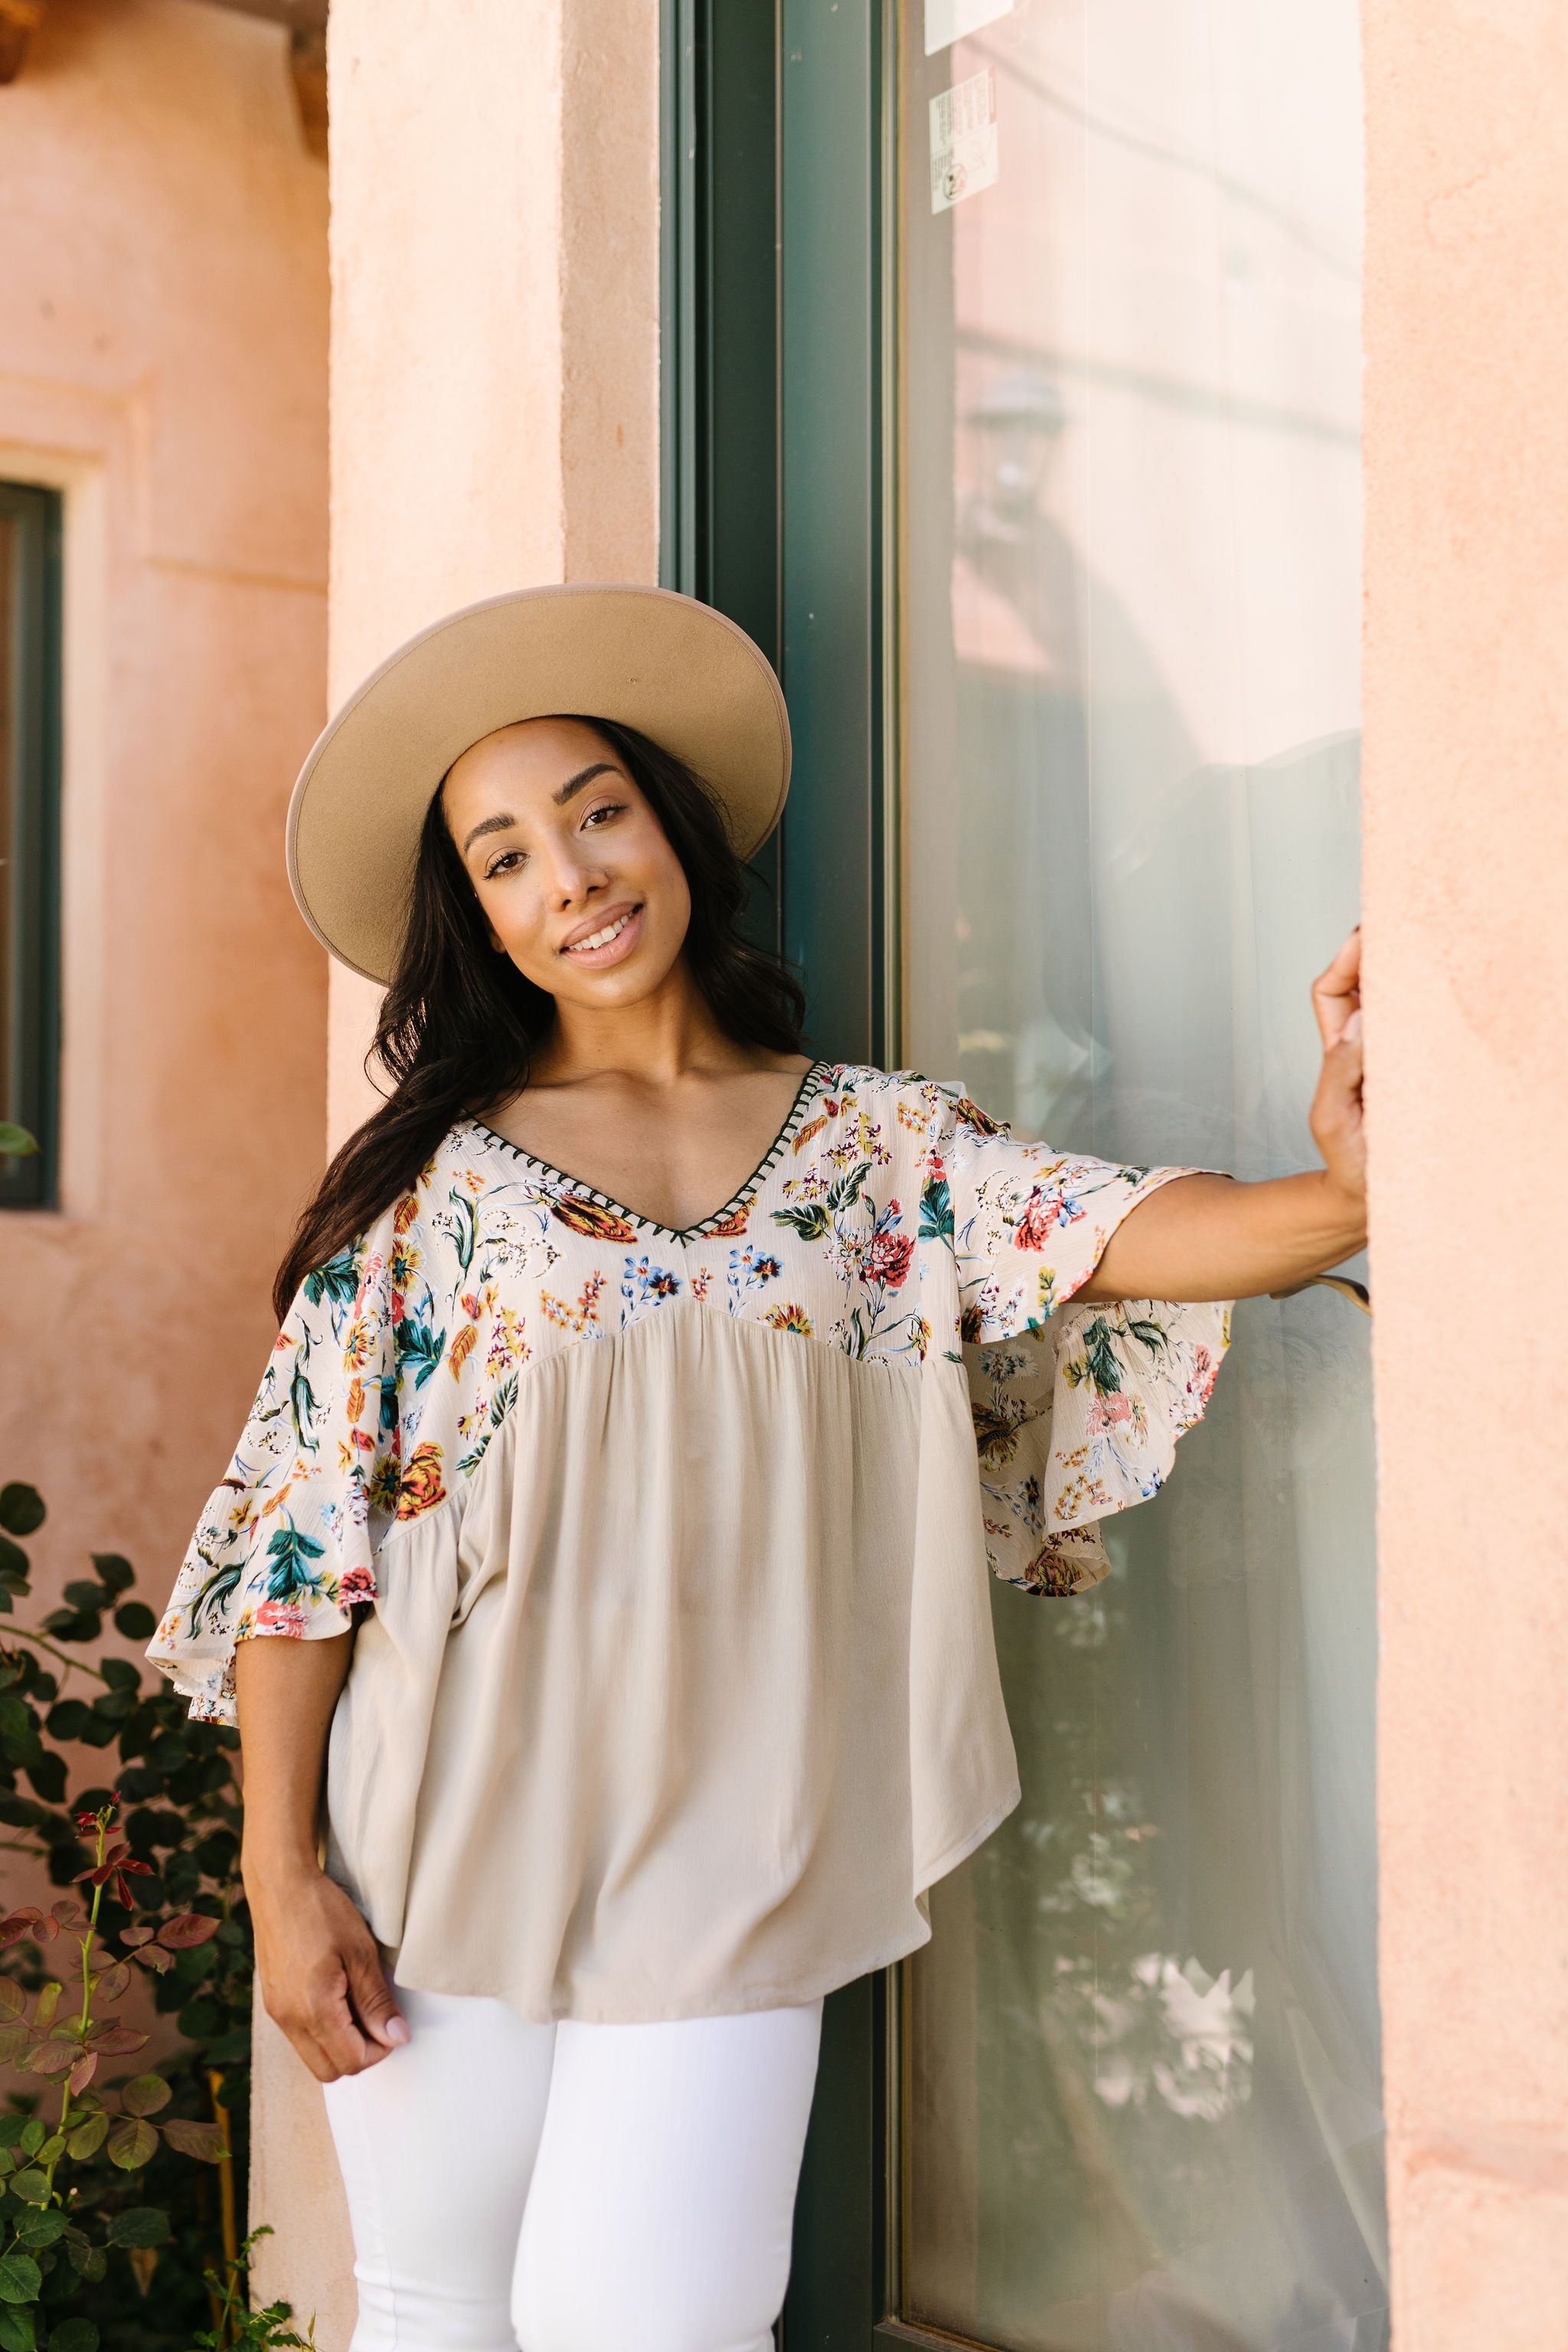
[442,717,691,1008]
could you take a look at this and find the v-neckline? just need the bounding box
[460,1060,835,1243]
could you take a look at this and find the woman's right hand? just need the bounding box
[248,1860,410,2082]
[233,1629,409,2082]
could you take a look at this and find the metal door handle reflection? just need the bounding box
[1269,1273,1371,1316]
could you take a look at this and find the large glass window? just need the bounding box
[897,7,1381,2347]
[0,482,61,1210]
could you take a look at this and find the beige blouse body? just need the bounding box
[150,1065,1229,2022]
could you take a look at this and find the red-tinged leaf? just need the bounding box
[24,2040,79,2077]
[119,2074,172,2118]
[30,1919,57,1943]
[119,1926,155,1949]
[73,1864,114,1888]
[32,1982,59,2031]
[160,2118,228,2164]
[98,1844,129,1869]
[3,1909,43,1927]
[130,1945,173,1975]
[155,1914,220,1951]
[0,1981,24,2020]
[106,2115,158,2171]
[50,1902,84,1932]
[93,1962,131,2003]
[86,2024,146,2056]
[0,1924,28,1952]
[67,2052,97,2096]
[119,1859,152,1877]
[0,2023,30,2066]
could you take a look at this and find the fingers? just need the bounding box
[261,1958,397,2083]
[344,1938,410,2051]
[1311,924,1362,1050]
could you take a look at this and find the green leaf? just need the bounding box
[118,2075,170,2119]
[159,2117,227,2163]
[105,2207,169,2249]
[11,2213,65,2249]
[106,2115,158,2171]
[8,2171,51,2209]
[0,1491,43,1540]
[0,2120,24,2151]
[0,1703,28,1745]
[63,2241,104,2282]
[64,2115,106,2161]
[31,1987,57,2036]
[0,1127,38,1161]
[0,2310,34,2352]
[0,2253,41,2303]
[111,1604,156,1642]
[48,2324,97,2352]
[0,2028,28,2067]
[18,2122,43,2158]
[0,1544,26,1586]
[98,1659,139,1694]
[90,1556,134,1596]
[47,2324,96,2352]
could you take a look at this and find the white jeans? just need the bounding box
[321,1987,825,2352]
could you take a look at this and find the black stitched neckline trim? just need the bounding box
[459,1060,839,1243]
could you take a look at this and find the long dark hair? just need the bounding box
[273,718,805,1319]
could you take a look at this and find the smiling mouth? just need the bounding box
[561,905,642,957]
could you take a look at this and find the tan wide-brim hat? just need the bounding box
[286,583,792,983]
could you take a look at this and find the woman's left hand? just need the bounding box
[1308,926,1365,1220]
[1083,925,1369,1304]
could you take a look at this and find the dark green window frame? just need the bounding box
[662,8,908,2345]
[0,481,63,1210]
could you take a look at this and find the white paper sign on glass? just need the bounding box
[924,0,1014,54]
[929,67,998,213]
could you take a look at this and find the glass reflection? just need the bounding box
[898,4,1383,2347]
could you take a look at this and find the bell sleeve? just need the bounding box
[146,1226,401,1723]
[934,1085,1231,1600]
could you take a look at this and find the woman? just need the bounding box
[149,586,1366,2352]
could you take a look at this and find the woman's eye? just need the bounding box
[486,848,525,878]
[582,801,626,828]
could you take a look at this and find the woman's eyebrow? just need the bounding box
[552,761,617,807]
[461,763,618,854]
[462,811,519,854]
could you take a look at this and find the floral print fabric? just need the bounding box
[149,1064,1230,1722]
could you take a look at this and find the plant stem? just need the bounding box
[0,1628,109,1684]
[210,2069,237,2268]
[44,1826,105,2197]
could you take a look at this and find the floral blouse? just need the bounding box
[149,1066,1229,2023]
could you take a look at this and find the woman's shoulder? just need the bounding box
[824,1063,1012,1143]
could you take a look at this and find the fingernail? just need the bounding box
[385,2015,410,2045]
[1344,1011,1362,1042]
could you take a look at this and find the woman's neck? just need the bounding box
[529,962,760,1090]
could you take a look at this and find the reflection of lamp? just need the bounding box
[961,369,1067,539]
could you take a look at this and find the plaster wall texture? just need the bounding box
[248,2,662,2332]
[0,5,328,1683]
[1363,1,1568,2341]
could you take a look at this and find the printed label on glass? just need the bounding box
[929,67,999,213]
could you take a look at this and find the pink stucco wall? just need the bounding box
[0,1,328,1643]
[247,4,662,2331]
[1364,2,1568,2342]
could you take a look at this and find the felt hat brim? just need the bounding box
[286,583,792,983]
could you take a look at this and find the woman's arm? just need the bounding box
[1083,928,1366,1305]
[236,1632,409,2081]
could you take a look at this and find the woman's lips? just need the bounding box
[558,903,645,970]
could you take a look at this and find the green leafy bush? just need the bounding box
[0,1481,302,2350]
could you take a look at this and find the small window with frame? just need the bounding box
[0,481,62,1210]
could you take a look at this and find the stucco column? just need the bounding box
[1364,5,1568,2345]
[248,2,658,2330]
